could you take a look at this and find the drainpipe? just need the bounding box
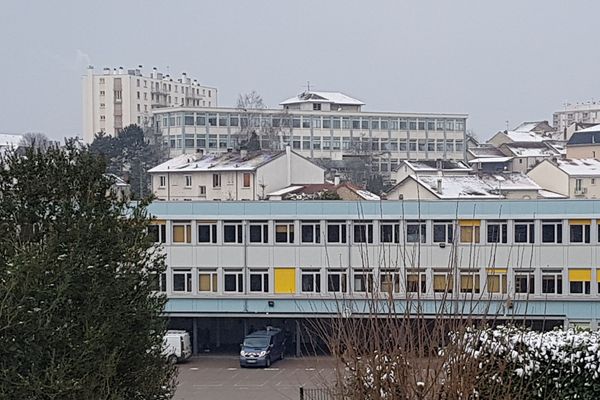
[286,145,292,186]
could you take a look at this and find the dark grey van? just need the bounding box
[239,327,285,368]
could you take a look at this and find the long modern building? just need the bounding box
[82,66,217,142]
[152,91,468,176]
[148,199,600,355]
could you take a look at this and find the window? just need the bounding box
[460,272,481,294]
[198,269,218,292]
[433,221,454,243]
[199,186,206,197]
[514,220,535,243]
[172,269,192,292]
[406,221,426,243]
[487,221,508,243]
[459,220,480,244]
[152,272,167,292]
[433,272,453,293]
[575,179,582,191]
[541,220,562,243]
[406,271,427,294]
[327,222,347,243]
[313,103,321,111]
[148,222,166,243]
[379,270,400,293]
[249,269,269,293]
[301,221,321,243]
[569,269,591,294]
[327,269,347,292]
[249,223,269,244]
[197,222,217,243]
[301,269,321,293]
[486,269,507,294]
[275,222,294,243]
[353,222,373,243]
[569,220,591,243]
[172,221,192,244]
[541,270,563,294]
[243,173,251,188]
[381,222,400,243]
[514,271,535,294]
[353,271,374,293]
[224,269,244,292]
[184,175,192,187]
[212,173,221,188]
[223,222,243,243]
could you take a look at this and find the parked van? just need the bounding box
[239,327,285,368]
[163,330,192,364]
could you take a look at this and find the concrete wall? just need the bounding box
[567,145,600,159]
[527,161,569,195]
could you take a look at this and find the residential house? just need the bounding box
[391,159,472,185]
[566,124,600,159]
[499,142,561,173]
[528,158,600,199]
[267,182,380,201]
[467,145,513,173]
[487,121,557,148]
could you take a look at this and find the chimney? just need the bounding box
[240,149,248,158]
[334,176,340,186]
[118,66,124,75]
[436,178,443,194]
[286,145,292,186]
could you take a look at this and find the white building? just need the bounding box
[0,133,23,155]
[82,66,217,143]
[391,159,472,185]
[149,147,325,201]
[528,158,600,199]
[554,102,600,133]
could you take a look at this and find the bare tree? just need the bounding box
[19,132,52,151]
[235,91,289,151]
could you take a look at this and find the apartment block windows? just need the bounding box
[433,272,453,293]
[569,219,591,243]
[301,269,321,293]
[249,222,269,244]
[327,222,347,244]
[353,222,373,243]
[224,269,244,293]
[487,221,508,243]
[172,221,192,244]
[569,269,591,294]
[542,220,563,244]
[486,269,507,294]
[184,175,192,187]
[172,269,192,292]
[212,173,221,188]
[152,272,167,292]
[148,221,166,243]
[353,270,374,293]
[459,220,480,244]
[381,222,400,243]
[379,270,400,293]
[198,269,218,292]
[197,222,217,244]
[243,173,251,188]
[301,221,321,243]
[223,221,243,244]
[406,221,426,243]
[327,269,347,293]
[406,271,427,294]
[433,221,454,243]
[460,271,481,294]
[249,269,269,293]
[541,270,563,294]
[514,220,535,243]
[275,222,294,244]
[514,271,535,294]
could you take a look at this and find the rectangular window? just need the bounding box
[184,175,192,187]
[406,271,427,294]
[460,272,481,294]
[459,220,480,244]
[249,223,269,244]
[433,221,454,243]
[353,271,374,293]
[152,272,167,292]
[569,269,591,294]
[159,176,166,187]
[514,271,535,294]
[486,269,507,294]
[569,220,591,243]
[198,269,218,292]
[197,222,217,244]
[224,269,244,293]
[541,220,563,244]
[353,222,373,243]
[487,221,508,243]
[406,221,426,243]
[275,222,295,243]
[199,186,206,197]
[514,220,535,243]
[172,269,192,292]
[327,222,347,244]
[172,221,192,244]
[249,269,269,293]
[541,270,563,294]
[379,270,400,293]
[327,269,347,293]
[212,173,221,188]
[301,221,321,243]
[243,173,251,188]
[148,221,166,243]
[301,269,321,293]
[380,222,400,243]
[433,272,453,293]
[223,222,243,243]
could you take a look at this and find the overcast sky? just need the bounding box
[1,0,599,141]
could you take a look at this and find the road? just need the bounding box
[174,355,336,400]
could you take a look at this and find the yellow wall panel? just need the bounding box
[569,269,591,282]
[569,219,591,225]
[459,220,481,227]
[274,268,296,294]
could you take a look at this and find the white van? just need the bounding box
[163,330,192,364]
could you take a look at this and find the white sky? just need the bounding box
[0,0,599,141]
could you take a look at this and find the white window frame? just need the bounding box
[275,222,295,244]
[197,222,218,244]
[198,269,218,293]
[172,269,192,293]
[327,222,347,244]
[248,222,269,244]
[301,269,321,293]
[300,221,321,244]
[184,175,192,187]
[223,269,244,293]
[249,268,269,293]
[327,269,347,293]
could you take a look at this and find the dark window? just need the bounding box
[224,224,242,243]
[570,224,590,243]
[353,224,373,243]
[381,224,400,243]
[148,224,166,243]
[198,224,217,243]
[406,223,426,243]
[570,281,590,294]
[249,224,268,243]
[301,224,320,243]
[542,221,562,243]
[514,221,534,243]
[433,222,453,243]
[514,274,535,294]
[327,224,347,243]
[487,223,507,243]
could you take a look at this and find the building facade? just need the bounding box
[82,66,217,143]
[528,158,600,199]
[554,102,600,133]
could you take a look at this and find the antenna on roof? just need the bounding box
[306,80,311,92]
[506,120,509,131]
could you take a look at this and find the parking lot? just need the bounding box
[174,355,336,400]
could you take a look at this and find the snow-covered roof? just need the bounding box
[398,159,472,173]
[478,173,540,191]
[554,159,600,177]
[468,145,506,158]
[354,189,381,201]
[0,133,23,147]
[504,130,545,142]
[280,91,364,106]
[468,157,513,163]
[267,186,305,196]
[538,189,568,199]
[575,123,600,133]
[148,151,285,173]
[501,142,560,157]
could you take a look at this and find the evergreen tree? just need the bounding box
[0,144,176,399]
